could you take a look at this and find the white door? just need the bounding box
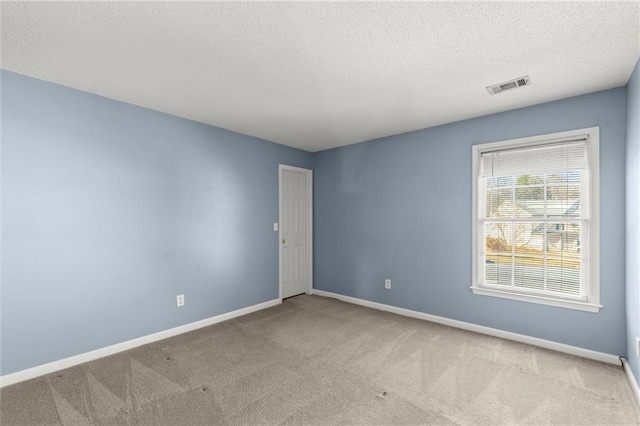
[279,166,312,299]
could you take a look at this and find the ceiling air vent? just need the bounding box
[487,75,531,95]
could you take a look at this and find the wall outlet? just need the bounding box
[176,294,185,307]
[384,279,391,289]
[636,337,640,357]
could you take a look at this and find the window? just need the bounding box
[472,127,600,312]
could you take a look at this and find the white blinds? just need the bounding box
[480,139,588,177]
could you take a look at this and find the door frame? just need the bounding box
[278,164,313,300]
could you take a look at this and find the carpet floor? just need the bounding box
[1,294,638,425]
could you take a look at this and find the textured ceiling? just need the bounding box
[2,1,639,152]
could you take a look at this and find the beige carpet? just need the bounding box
[1,294,638,425]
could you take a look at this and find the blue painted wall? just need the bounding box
[626,59,640,382]
[0,70,312,375]
[314,88,628,356]
[1,66,635,377]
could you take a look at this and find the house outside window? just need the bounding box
[472,127,600,312]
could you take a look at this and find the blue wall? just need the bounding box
[0,70,312,375]
[626,59,640,382]
[1,66,636,377]
[314,88,628,356]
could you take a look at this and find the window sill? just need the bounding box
[471,286,601,313]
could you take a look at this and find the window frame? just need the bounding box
[471,127,600,313]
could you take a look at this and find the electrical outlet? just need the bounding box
[636,337,640,357]
[384,279,391,289]
[176,294,185,307]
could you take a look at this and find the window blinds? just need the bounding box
[480,139,588,178]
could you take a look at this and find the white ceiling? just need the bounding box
[2,1,639,152]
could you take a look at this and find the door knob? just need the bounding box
[282,239,285,244]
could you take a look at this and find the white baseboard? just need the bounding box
[622,358,640,407]
[311,289,620,365]
[0,298,281,388]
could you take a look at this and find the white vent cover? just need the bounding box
[487,76,531,95]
